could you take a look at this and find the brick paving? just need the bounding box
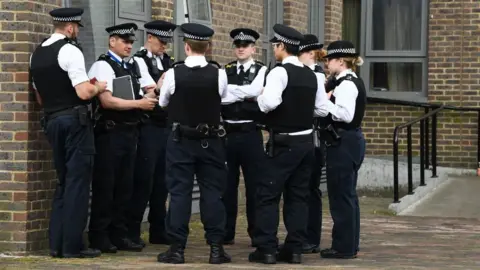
[1,197,480,269]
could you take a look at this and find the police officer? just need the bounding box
[297,34,326,253]
[29,8,107,258]
[157,23,231,265]
[319,40,366,259]
[221,28,267,246]
[128,20,177,247]
[87,23,157,253]
[248,24,329,264]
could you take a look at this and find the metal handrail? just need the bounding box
[392,106,444,202]
[367,97,480,203]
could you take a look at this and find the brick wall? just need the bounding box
[426,0,480,168]
[284,0,308,33]
[209,0,264,65]
[324,0,342,44]
[0,0,61,253]
[152,0,174,21]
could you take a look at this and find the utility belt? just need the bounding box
[41,105,92,129]
[171,122,226,142]
[264,128,313,157]
[318,124,361,146]
[95,119,140,131]
[223,121,258,134]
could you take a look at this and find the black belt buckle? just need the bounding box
[105,120,116,130]
[196,124,210,136]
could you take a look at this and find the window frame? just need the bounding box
[362,57,428,101]
[185,0,213,26]
[117,0,150,22]
[115,0,151,46]
[364,0,428,57]
[354,0,429,102]
[308,0,325,44]
[173,0,213,61]
[262,0,284,66]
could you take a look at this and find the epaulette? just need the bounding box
[134,49,148,57]
[209,60,221,69]
[64,37,83,51]
[254,60,265,66]
[171,60,185,68]
[98,54,110,61]
[164,53,174,61]
[225,60,237,69]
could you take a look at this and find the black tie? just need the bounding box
[238,65,246,79]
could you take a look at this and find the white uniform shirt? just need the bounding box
[222,58,267,124]
[133,47,164,86]
[30,33,90,89]
[325,69,359,123]
[257,56,330,135]
[159,55,228,108]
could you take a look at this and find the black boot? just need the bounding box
[157,245,185,264]
[209,244,231,264]
[276,248,302,264]
[248,249,276,264]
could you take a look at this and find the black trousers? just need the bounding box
[45,114,95,255]
[164,134,227,247]
[253,136,314,254]
[326,129,365,255]
[223,129,264,241]
[128,123,169,241]
[89,126,138,247]
[307,146,324,246]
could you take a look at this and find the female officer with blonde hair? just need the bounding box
[320,40,366,259]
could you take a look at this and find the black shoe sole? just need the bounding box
[248,254,276,264]
[209,257,232,264]
[117,247,143,252]
[157,257,185,264]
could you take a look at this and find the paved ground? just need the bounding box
[1,197,480,269]
[403,175,480,219]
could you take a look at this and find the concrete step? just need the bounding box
[401,175,480,219]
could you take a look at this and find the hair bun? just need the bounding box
[355,56,364,66]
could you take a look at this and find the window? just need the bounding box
[173,0,213,61]
[308,0,325,44]
[186,0,212,25]
[262,0,284,65]
[115,0,151,47]
[308,0,325,68]
[343,0,428,101]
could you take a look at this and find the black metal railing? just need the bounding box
[367,97,480,203]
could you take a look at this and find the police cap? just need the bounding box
[105,23,138,42]
[49,7,84,27]
[299,34,324,53]
[145,20,177,43]
[269,24,303,46]
[180,23,214,41]
[230,28,260,45]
